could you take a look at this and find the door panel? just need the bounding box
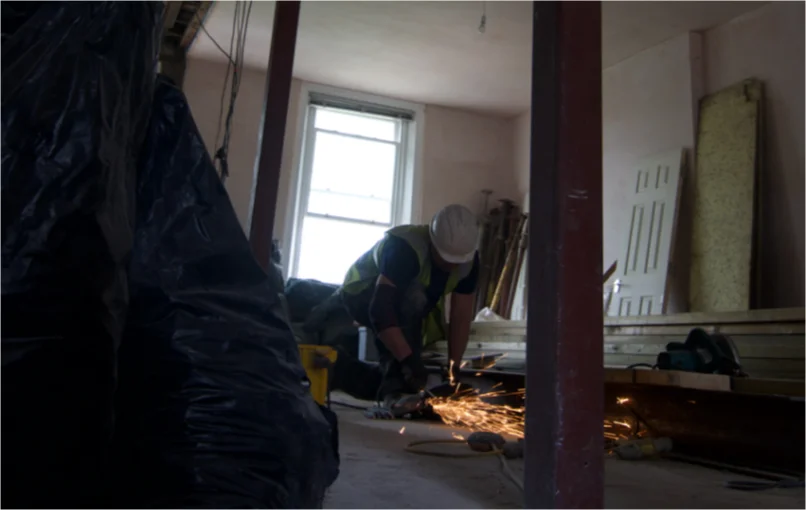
[607,149,684,317]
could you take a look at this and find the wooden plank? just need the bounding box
[180,0,213,48]
[605,323,804,336]
[633,369,732,392]
[605,335,805,359]
[472,307,805,331]
[603,260,617,283]
[163,1,182,30]
[604,306,803,326]
[732,378,804,397]
[602,356,804,380]
[604,368,635,384]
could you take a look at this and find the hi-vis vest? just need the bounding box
[342,225,474,297]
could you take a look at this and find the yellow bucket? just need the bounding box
[298,345,338,406]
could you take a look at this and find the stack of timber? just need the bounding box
[474,196,528,319]
[429,307,805,381]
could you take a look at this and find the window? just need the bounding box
[290,94,414,284]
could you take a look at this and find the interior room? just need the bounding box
[178,1,805,507]
[3,1,802,508]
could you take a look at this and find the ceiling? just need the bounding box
[189,1,767,117]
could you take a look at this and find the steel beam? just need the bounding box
[524,1,603,508]
[249,1,301,271]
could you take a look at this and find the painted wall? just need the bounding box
[703,1,805,307]
[601,33,702,314]
[513,33,700,285]
[182,58,302,241]
[512,111,530,206]
[513,2,805,309]
[183,59,518,254]
[420,105,518,221]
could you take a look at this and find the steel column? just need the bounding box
[524,1,603,508]
[249,1,301,271]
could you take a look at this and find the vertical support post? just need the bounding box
[249,1,301,271]
[524,1,603,508]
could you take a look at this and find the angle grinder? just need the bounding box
[364,381,466,420]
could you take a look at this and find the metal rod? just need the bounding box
[524,1,603,508]
[248,0,301,271]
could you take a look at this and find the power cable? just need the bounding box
[195,11,236,66]
[214,0,253,183]
[404,439,523,492]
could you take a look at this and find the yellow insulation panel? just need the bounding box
[689,79,762,312]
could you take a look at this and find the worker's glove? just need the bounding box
[400,355,428,393]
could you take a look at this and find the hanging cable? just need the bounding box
[213,3,239,157]
[195,11,236,65]
[213,0,253,183]
[478,1,487,34]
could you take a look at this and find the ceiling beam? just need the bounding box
[163,1,182,30]
[180,0,213,49]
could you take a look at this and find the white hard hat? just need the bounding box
[429,204,479,264]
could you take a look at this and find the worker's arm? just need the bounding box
[370,275,413,361]
[369,237,421,361]
[448,292,474,367]
[447,253,480,374]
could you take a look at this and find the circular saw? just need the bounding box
[656,328,746,377]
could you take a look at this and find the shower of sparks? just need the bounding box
[452,432,466,441]
[428,386,526,438]
[428,389,637,443]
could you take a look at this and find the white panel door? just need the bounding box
[607,149,684,317]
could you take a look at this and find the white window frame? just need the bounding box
[281,83,425,280]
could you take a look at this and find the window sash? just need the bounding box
[290,103,410,277]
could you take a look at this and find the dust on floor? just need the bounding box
[324,404,804,509]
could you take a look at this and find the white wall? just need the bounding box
[512,111,530,206]
[703,1,805,307]
[420,105,518,221]
[513,2,805,308]
[514,33,701,276]
[182,59,302,241]
[601,32,702,314]
[183,60,519,261]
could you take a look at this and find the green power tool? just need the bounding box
[656,328,745,376]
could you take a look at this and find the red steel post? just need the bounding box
[249,1,301,271]
[524,1,604,507]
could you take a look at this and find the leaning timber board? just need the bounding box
[429,308,805,381]
[690,79,763,312]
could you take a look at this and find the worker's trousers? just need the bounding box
[328,283,430,402]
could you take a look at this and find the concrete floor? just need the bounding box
[324,398,804,509]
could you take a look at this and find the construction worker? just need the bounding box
[325,204,480,410]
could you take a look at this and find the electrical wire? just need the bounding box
[195,11,236,66]
[626,363,657,370]
[214,0,253,183]
[404,439,524,492]
[478,1,487,34]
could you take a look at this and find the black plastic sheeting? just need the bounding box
[111,76,339,508]
[285,278,340,323]
[1,2,161,507]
